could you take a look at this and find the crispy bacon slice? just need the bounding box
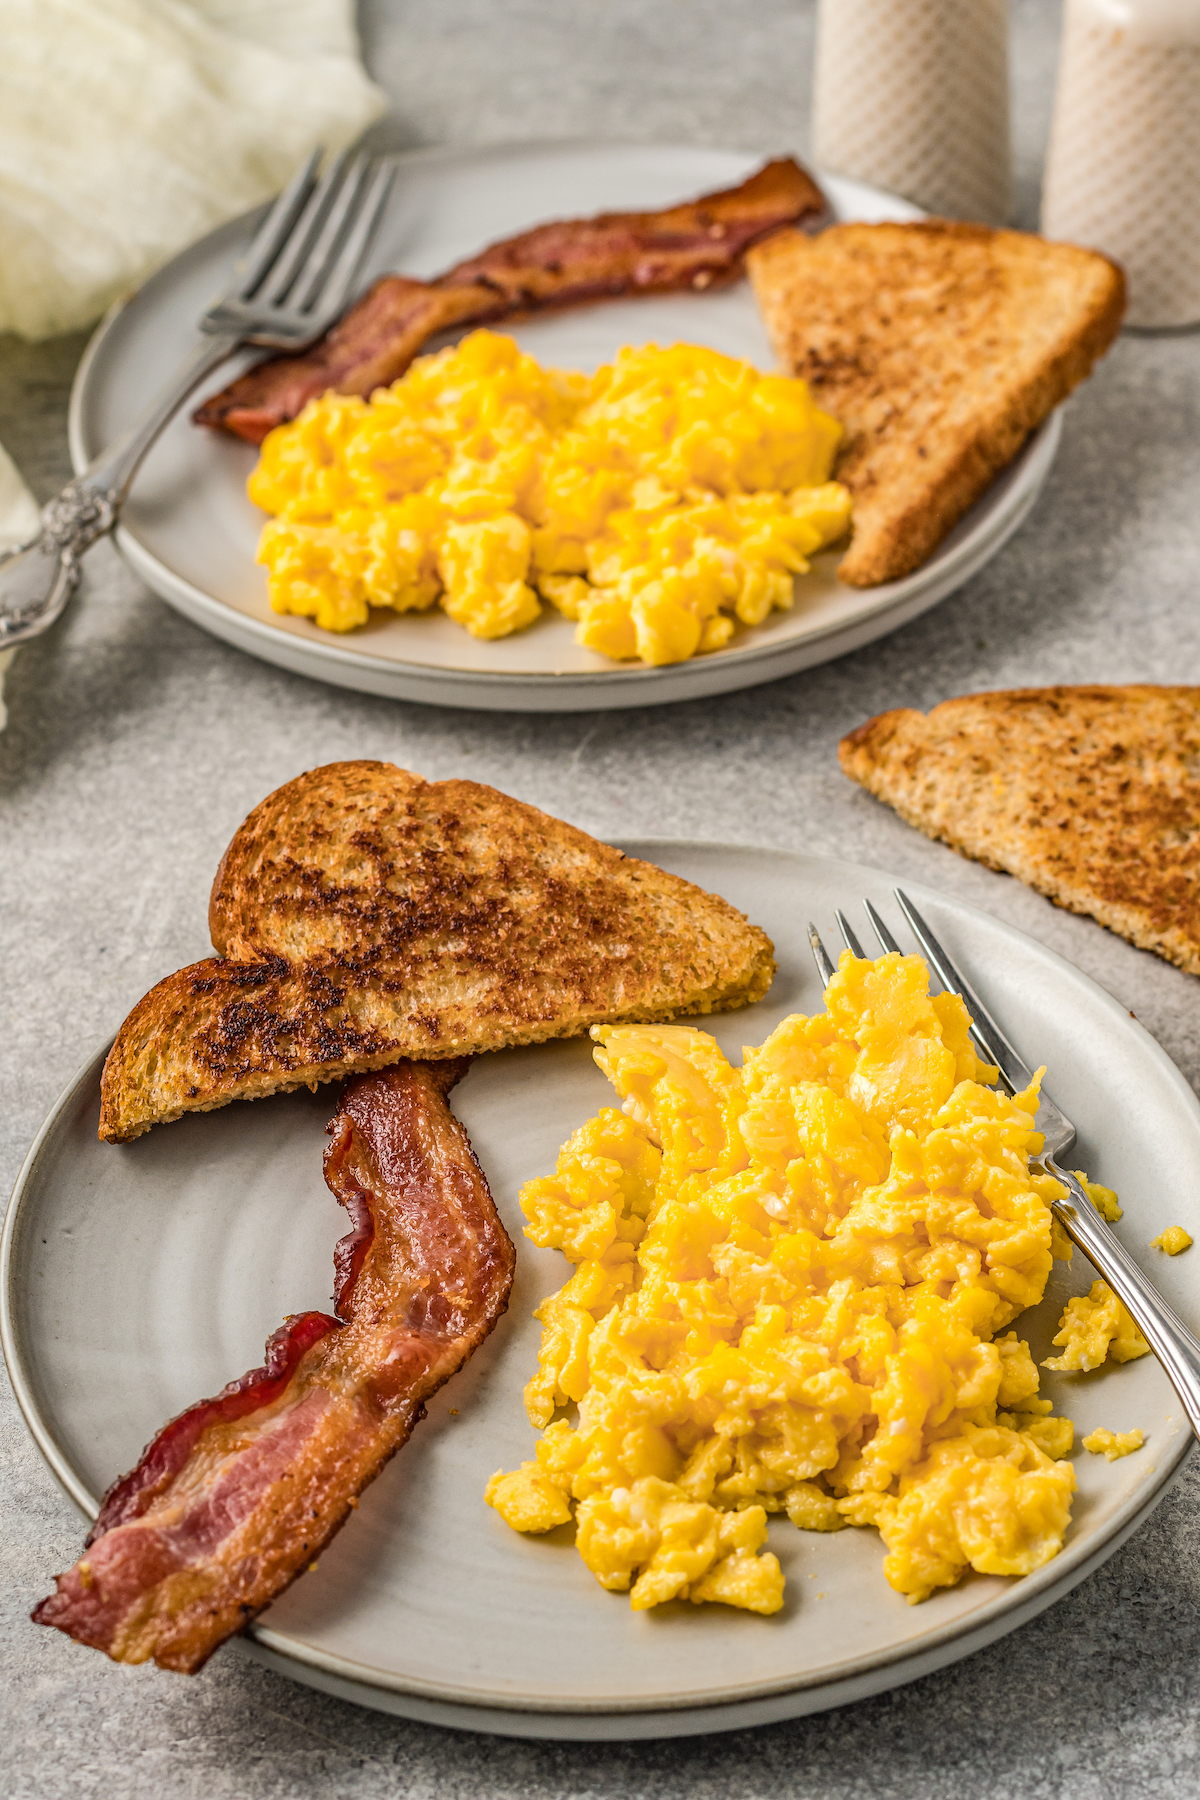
[195,156,826,444]
[33,1060,514,1674]
[437,155,827,306]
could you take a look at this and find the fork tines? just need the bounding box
[808,898,895,984]
[205,147,396,350]
[227,147,324,308]
[807,890,1034,1100]
[807,922,836,986]
[863,898,900,955]
[833,908,866,959]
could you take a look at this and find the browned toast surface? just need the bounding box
[748,221,1125,586]
[839,686,1200,972]
[100,763,774,1141]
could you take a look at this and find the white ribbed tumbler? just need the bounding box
[812,0,1012,224]
[1042,0,1200,328]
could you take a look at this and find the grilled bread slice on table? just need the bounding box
[747,221,1125,587]
[99,762,774,1142]
[840,685,1200,975]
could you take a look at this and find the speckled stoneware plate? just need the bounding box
[68,142,1061,713]
[4,844,1192,1740]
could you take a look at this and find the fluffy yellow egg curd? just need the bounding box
[247,331,851,666]
[1044,1280,1149,1372]
[1152,1225,1192,1255]
[486,950,1108,1614]
[1082,1426,1145,1461]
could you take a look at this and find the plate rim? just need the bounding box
[67,138,1061,708]
[4,839,1194,1726]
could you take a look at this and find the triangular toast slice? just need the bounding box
[840,686,1200,973]
[747,221,1125,586]
[99,763,775,1141]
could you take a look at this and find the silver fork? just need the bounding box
[0,146,395,649]
[808,892,1200,1441]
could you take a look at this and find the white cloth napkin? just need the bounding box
[0,445,41,729]
[0,0,387,340]
[0,0,386,727]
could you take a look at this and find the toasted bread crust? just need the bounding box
[748,221,1126,586]
[100,764,774,1141]
[839,686,1200,973]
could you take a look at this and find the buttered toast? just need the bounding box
[99,763,774,1142]
[840,686,1200,973]
[748,221,1125,586]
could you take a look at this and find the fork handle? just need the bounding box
[1047,1157,1200,1441]
[76,330,242,505]
[0,330,242,649]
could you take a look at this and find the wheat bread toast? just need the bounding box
[747,221,1125,586]
[99,763,775,1142]
[840,686,1200,973]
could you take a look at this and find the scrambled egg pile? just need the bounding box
[487,951,1127,1613]
[248,331,851,666]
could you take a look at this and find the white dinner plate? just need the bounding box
[69,142,1061,713]
[2,844,1193,1738]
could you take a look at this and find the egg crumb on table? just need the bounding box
[485,949,1110,1614]
[1082,1427,1145,1461]
[1151,1225,1192,1255]
[247,330,851,667]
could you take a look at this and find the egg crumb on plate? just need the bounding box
[1151,1225,1192,1255]
[1082,1426,1145,1461]
[247,331,851,667]
[485,948,1117,1614]
[1043,1280,1150,1374]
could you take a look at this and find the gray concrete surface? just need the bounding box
[3,2,1199,1794]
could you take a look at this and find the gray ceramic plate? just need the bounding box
[4,844,1193,1738]
[68,142,1061,713]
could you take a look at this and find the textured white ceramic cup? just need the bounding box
[811,0,1011,224]
[1042,0,1200,328]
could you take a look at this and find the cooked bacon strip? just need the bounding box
[33,1060,514,1674]
[195,157,826,444]
[439,156,827,305]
